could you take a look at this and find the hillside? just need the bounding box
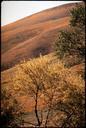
[1,53,85,127]
[1,2,85,127]
[1,2,79,71]
[1,52,84,111]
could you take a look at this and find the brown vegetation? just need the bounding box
[13,55,85,127]
[1,3,80,71]
[1,2,85,127]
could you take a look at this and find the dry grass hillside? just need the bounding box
[1,3,79,71]
[1,2,85,127]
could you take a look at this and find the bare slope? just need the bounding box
[1,3,78,71]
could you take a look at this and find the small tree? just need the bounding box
[55,28,85,58]
[55,4,85,63]
[14,55,85,127]
[14,56,57,127]
[70,4,85,28]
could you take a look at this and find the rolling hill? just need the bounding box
[1,2,85,127]
[1,2,79,71]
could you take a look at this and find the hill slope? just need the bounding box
[1,53,84,112]
[1,3,79,71]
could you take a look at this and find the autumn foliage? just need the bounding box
[13,55,85,127]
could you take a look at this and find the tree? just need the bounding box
[14,56,55,127]
[13,55,85,127]
[70,4,85,28]
[55,4,85,63]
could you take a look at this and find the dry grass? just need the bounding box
[1,2,79,71]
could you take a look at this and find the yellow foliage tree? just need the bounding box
[14,55,85,127]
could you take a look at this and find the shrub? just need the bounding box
[70,4,85,28]
[55,4,85,63]
[55,27,85,59]
[14,55,85,127]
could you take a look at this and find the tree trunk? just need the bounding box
[35,91,41,127]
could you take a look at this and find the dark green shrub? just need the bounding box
[55,4,85,62]
[70,4,85,28]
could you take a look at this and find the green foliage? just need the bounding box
[55,4,85,63]
[70,4,85,28]
[55,28,85,59]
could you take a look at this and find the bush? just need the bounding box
[55,27,85,59]
[55,4,85,63]
[14,55,85,127]
[70,4,85,28]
